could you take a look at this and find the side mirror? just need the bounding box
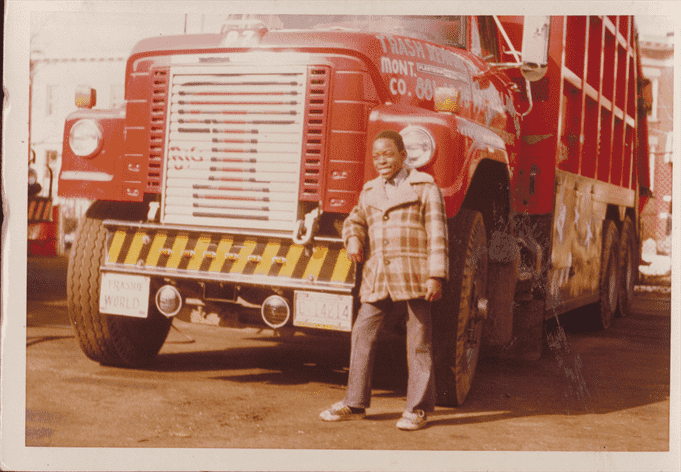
[75,85,97,108]
[520,16,551,82]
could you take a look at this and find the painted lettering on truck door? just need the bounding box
[376,33,471,112]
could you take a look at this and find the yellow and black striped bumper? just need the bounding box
[103,225,356,292]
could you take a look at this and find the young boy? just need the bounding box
[319,130,448,431]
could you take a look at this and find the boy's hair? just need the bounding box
[374,130,405,153]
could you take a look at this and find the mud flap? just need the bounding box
[505,299,545,361]
[483,231,520,347]
[483,261,518,346]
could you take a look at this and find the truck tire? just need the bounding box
[596,219,620,330]
[67,201,172,367]
[617,217,636,318]
[433,209,488,407]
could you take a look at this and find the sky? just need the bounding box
[30,12,187,59]
[637,14,675,38]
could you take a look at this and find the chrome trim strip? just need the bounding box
[99,264,354,294]
[60,171,114,182]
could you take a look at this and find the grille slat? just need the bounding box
[170,103,303,114]
[168,124,299,136]
[166,169,299,182]
[162,65,308,232]
[165,188,296,200]
[167,136,303,152]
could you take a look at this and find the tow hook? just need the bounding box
[293,207,322,245]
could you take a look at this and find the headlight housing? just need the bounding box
[69,119,103,158]
[400,126,435,169]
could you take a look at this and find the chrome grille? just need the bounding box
[161,64,308,233]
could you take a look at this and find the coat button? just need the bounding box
[384,259,390,265]
[383,214,389,221]
[383,239,389,245]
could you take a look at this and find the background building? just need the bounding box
[28,13,187,253]
[28,12,221,211]
[29,56,127,219]
[639,29,674,254]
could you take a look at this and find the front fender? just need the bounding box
[366,104,510,219]
[58,108,142,202]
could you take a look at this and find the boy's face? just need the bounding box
[372,138,407,181]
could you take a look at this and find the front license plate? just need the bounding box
[99,272,150,318]
[294,291,353,332]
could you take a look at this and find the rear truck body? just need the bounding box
[59,15,650,406]
[28,155,60,257]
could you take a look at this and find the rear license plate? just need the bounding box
[294,291,353,332]
[99,272,150,318]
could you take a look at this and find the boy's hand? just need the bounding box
[346,236,364,263]
[424,278,442,302]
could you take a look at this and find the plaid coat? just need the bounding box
[343,169,449,303]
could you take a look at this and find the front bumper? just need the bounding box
[101,221,356,294]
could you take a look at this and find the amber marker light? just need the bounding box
[434,86,461,114]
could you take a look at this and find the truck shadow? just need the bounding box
[26,335,74,347]
[153,333,407,392]
[26,256,69,301]
[433,291,671,422]
[149,292,670,420]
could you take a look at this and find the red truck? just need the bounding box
[59,15,650,406]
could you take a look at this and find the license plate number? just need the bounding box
[99,273,150,318]
[294,291,353,332]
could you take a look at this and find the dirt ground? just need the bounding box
[4,257,677,471]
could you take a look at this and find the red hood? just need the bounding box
[128,28,480,110]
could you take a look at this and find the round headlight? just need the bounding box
[69,119,103,157]
[400,126,435,169]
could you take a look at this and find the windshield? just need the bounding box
[225,15,467,49]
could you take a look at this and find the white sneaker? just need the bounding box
[319,401,366,422]
[396,410,427,430]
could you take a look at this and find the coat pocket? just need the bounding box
[386,254,429,298]
[360,258,378,298]
[408,254,429,291]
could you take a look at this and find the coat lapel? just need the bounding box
[389,177,419,209]
[365,169,430,212]
[364,178,391,212]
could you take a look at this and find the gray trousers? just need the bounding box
[343,298,436,413]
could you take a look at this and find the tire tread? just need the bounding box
[67,201,171,367]
[433,209,488,406]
